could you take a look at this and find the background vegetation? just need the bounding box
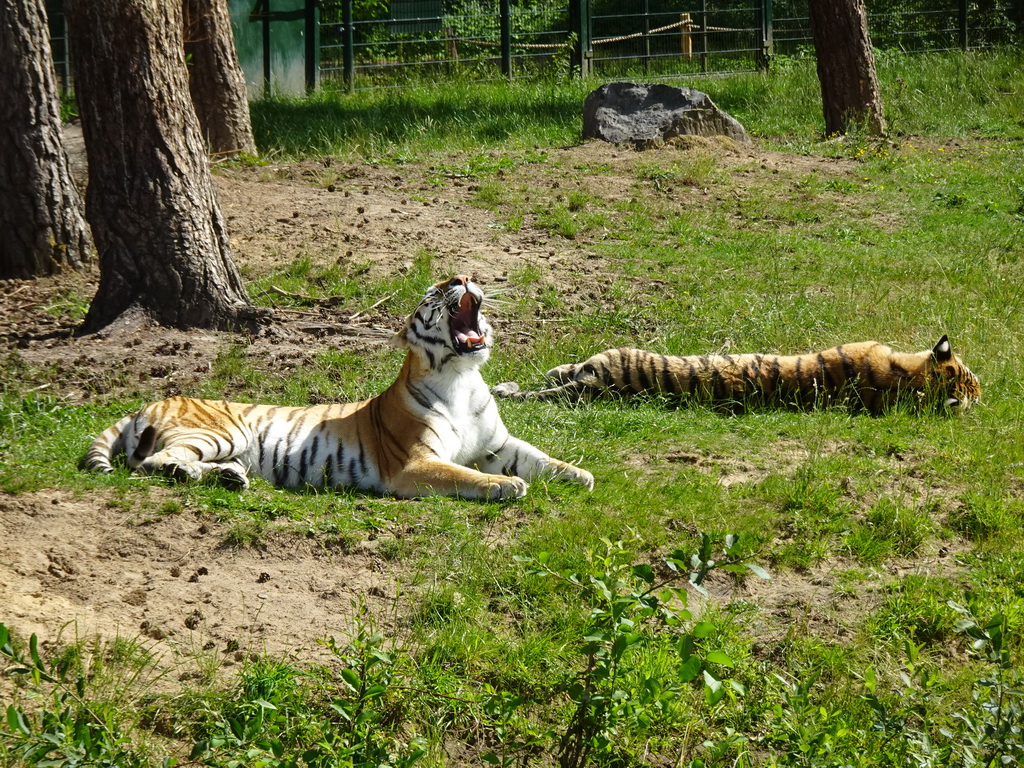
[2,51,1023,766]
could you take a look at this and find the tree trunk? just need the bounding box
[65,0,265,333]
[808,0,887,136]
[0,0,92,280]
[183,0,257,158]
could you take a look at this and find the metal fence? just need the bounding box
[773,0,1021,55]
[45,0,71,91]
[318,0,1022,90]
[44,0,1022,95]
[319,0,573,89]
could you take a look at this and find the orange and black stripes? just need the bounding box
[85,276,596,501]
[496,336,980,414]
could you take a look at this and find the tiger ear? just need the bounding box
[932,334,952,362]
[390,329,410,350]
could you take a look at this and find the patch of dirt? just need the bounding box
[626,438,838,486]
[0,126,882,665]
[661,447,794,487]
[0,490,395,668]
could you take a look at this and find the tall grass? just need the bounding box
[251,78,593,160]
[251,49,1024,160]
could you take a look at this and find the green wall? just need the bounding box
[229,0,315,95]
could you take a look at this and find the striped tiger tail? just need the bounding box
[83,415,134,473]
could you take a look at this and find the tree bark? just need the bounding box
[808,0,887,136]
[0,0,92,280]
[183,0,257,158]
[66,0,265,333]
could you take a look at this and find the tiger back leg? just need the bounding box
[136,453,251,489]
[492,379,599,401]
[492,360,605,401]
[544,362,581,384]
[129,427,251,489]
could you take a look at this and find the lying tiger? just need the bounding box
[86,275,594,500]
[493,336,980,414]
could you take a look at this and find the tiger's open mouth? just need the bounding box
[450,291,486,354]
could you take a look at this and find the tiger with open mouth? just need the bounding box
[85,275,594,500]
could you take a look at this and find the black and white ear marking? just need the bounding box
[932,334,952,362]
[945,397,961,408]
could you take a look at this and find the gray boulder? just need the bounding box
[583,82,750,146]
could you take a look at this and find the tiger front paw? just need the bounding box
[569,467,595,491]
[545,461,595,491]
[485,475,529,501]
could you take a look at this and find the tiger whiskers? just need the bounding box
[441,286,463,304]
[480,284,513,297]
[481,296,513,309]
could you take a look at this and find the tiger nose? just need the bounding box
[449,275,470,288]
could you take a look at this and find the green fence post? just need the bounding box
[959,0,969,50]
[343,0,354,90]
[45,0,70,94]
[261,1,271,91]
[500,0,512,78]
[758,0,773,70]
[305,0,320,91]
[568,0,591,77]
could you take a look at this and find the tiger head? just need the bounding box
[930,335,981,411]
[392,275,493,370]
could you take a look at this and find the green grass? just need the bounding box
[250,50,1024,161]
[250,79,592,160]
[3,49,1024,767]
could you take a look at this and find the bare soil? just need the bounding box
[0,127,889,671]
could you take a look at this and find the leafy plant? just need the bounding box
[518,534,768,768]
[323,610,427,768]
[767,672,856,768]
[189,609,425,768]
[946,600,1024,766]
[857,641,947,767]
[0,624,146,767]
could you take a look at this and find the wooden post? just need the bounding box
[680,13,692,58]
[444,25,457,62]
[758,0,772,71]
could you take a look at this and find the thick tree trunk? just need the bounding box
[183,0,257,158]
[808,0,887,136]
[66,0,264,333]
[0,0,92,280]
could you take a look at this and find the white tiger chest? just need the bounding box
[416,374,506,464]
